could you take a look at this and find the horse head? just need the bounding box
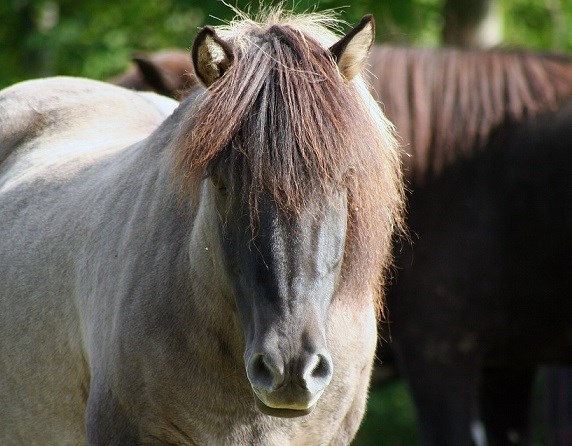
[179,15,382,417]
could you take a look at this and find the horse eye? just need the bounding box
[211,175,227,193]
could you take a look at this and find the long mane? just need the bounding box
[174,10,404,309]
[368,46,572,180]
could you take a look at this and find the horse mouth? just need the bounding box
[253,393,315,418]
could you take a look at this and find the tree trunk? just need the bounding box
[442,0,502,48]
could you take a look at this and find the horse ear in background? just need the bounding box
[192,26,234,88]
[329,14,375,80]
[110,49,197,99]
[130,52,189,97]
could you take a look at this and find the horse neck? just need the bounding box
[127,105,245,357]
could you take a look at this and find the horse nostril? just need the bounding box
[300,353,333,391]
[248,353,284,391]
[311,354,332,379]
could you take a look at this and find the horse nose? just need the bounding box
[247,351,333,391]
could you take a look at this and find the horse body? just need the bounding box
[369,46,572,445]
[1,13,403,446]
[390,106,572,445]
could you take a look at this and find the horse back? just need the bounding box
[0,77,177,177]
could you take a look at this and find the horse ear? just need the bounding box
[192,26,234,88]
[329,15,375,81]
[132,53,179,98]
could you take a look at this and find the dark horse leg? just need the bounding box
[480,367,535,446]
[545,367,572,446]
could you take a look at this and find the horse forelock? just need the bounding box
[369,46,572,180]
[174,14,405,311]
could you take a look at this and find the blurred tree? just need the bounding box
[0,0,571,88]
[442,0,503,47]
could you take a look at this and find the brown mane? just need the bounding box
[368,46,572,180]
[174,14,404,308]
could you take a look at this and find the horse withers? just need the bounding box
[0,11,404,445]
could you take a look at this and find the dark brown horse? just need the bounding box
[368,46,572,446]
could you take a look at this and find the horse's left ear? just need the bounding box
[329,15,375,81]
[192,26,234,88]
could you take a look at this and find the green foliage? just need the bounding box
[353,380,420,446]
[503,0,572,51]
[1,0,571,88]
[0,0,207,85]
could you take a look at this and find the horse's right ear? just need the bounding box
[192,26,234,88]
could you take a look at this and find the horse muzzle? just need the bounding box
[246,350,333,418]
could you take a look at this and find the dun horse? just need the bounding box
[0,11,405,445]
[368,46,572,445]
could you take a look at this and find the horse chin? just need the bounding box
[253,394,315,418]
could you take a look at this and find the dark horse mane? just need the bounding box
[174,13,404,307]
[368,46,572,179]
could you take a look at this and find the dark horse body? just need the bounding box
[0,13,404,445]
[368,46,572,446]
